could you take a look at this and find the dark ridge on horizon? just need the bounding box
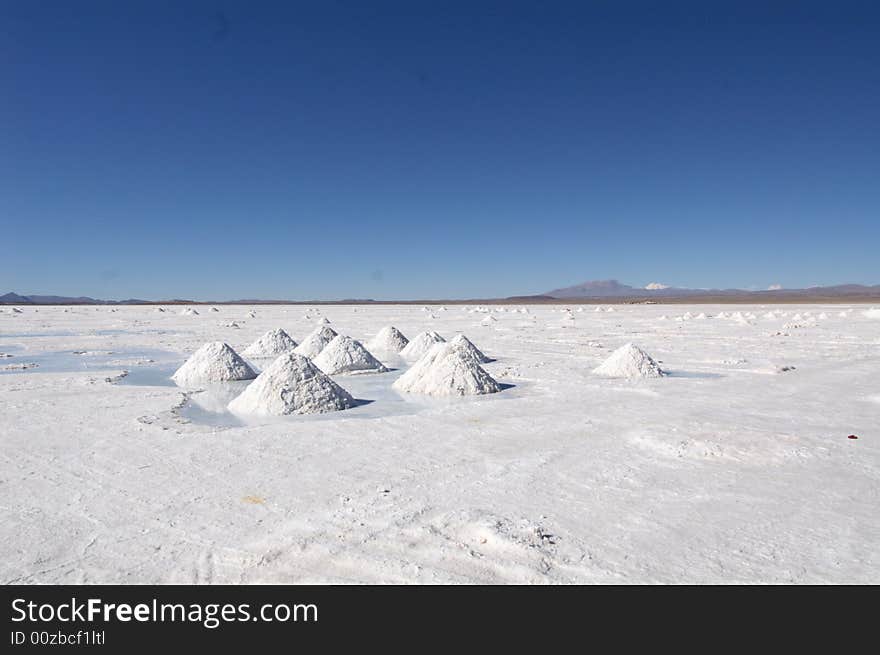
[4,282,880,306]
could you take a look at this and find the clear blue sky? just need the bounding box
[2,1,878,300]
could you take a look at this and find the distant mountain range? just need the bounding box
[543,280,880,300]
[3,281,880,306]
[1,292,158,305]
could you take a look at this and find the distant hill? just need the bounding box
[1,292,151,305]
[544,280,880,300]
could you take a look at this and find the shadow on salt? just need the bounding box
[662,370,725,379]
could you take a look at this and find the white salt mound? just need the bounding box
[228,353,354,416]
[180,308,199,316]
[313,335,388,375]
[450,334,490,363]
[172,342,257,387]
[393,342,501,397]
[399,331,445,360]
[863,308,880,319]
[243,328,298,358]
[294,325,339,359]
[367,326,409,353]
[481,314,498,325]
[593,343,665,379]
[210,307,220,312]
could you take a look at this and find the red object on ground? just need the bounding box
[847,435,859,440]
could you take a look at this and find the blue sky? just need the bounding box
[2,1,878,300]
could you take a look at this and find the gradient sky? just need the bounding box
[2,1,879,300]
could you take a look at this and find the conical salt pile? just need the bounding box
[593,343,665,379]
[228,353,354,416]
[481,314,498,325]
[449,334,490,364]
[243,328,298,358]
[399,331,445,360]
[367,326,409,353]
[180,307,199,316]
[313,335,388,375]
[172,341,257,387]
[393,342,501,397]
[294,325,339,358]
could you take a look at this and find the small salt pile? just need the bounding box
[171,342,256,387]
[399,331,445,359]
[481,314,498,326]
[449,334,491,364]
[210,307,220,312]
[180,307,199,316]
[593,343,665,379]
[243,328,298,358]
[12,308,23,313]
[393,342,501,397]
[228,353,354,416]
[313,335,388,375]
[367,326,409,353]
[294,325,339,358]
